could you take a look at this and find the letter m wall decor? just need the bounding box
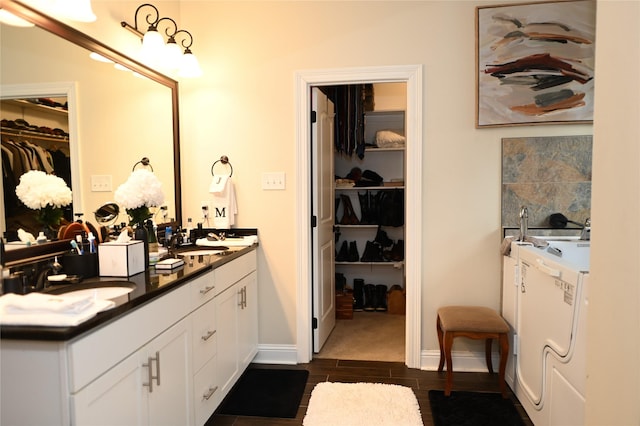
[476,0,596,127]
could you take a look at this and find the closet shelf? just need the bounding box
[3,99,68,117]
[1,128,69,143]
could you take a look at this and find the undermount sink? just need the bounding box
[62,286,134,300]
[47,281,136,302]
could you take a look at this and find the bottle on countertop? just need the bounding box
[184,217,193,244]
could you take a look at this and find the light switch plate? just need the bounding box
[262,172,286,190]
[90,175,112,192]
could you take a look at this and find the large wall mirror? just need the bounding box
[1,0,182,260]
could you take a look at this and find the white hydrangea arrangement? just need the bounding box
[114,169,165,225]
[15,170,72,227]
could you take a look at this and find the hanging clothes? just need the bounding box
[323,84,373,160]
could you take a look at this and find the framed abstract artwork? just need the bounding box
[476,0,596,127]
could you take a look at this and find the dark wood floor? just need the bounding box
[207,358,534,425]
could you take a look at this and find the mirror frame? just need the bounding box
[1,0,182,263]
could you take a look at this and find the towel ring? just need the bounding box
[132,156,154,172]
[211,155,233,177]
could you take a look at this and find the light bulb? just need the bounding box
[179,50,203,78]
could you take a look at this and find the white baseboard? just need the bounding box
[420,349,502,372]
[253,344,299,365]
[253,345,501,371]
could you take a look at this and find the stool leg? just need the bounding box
[437,315,445,372]
[485,338,494,374]
[498,332,509,398]
[444,332,454,396]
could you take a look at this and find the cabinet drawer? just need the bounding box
[214,250,257,295]
[191,298,217,373]
[190,270,217,310]
[68,285,190,393]
[193,356,220,426]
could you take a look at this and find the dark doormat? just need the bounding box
[429,390,525,426]
[217,368,309,418]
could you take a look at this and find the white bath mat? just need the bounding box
[303,382,423,426]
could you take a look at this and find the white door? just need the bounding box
[312,87,336,352]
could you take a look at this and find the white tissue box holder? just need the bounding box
[98,240,145,277]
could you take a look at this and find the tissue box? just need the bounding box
[98,240,145,277]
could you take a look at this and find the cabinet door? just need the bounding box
[237,271,258,370]
[146,318,192,426]
[72,351,145,426]
[215,282,240,398]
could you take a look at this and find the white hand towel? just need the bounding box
[209,175,229,194]
[0,293,114,327]
[3,293,94,314]
[210,176,237,229]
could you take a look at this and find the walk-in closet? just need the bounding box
[314,82,407,362]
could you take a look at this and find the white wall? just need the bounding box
[588,1,640,424]
[177,0,591,350]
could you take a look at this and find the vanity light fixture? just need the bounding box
[121,3,202,78]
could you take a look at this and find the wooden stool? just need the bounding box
[436,306,510,398]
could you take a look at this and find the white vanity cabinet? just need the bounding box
[1,248,258,426]
[215,251,258,400]
[73,318,192,426]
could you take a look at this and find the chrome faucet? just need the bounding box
[580,218,591,241]
[519,206,528,241]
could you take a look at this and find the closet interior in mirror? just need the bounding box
[1,97,72,240]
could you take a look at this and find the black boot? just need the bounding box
[358,191,371,225]
[375,285,388,311]
[353,278,365,311]
[361,241,383,262]
[363,284,376,311]
[336,240,349,261]
[348,241,360,262]
[374,226,393,248]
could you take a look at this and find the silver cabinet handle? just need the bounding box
[154,351,160,386]
[203,385,219,401]
[142,351,160,392]
[238,288,244,307]
[200,285,215,294]
[142,356,154,392]
[202,386,218,401]
[243,286,247,308]
[201,329,217,341]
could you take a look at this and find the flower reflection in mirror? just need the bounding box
[15,170,72,238]
[114,169,165,226]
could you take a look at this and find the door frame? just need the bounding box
[295,65,423,368]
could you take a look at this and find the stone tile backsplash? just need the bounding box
[502,135,592,230]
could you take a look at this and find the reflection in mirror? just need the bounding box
[94,202,119,226]
[1,95,73,240]
[0,1,182,256]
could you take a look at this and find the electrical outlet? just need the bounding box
[90,175,112,192]
[201,201,209,218]
[262,172,286,190]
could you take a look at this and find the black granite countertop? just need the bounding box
[0,244,257,342]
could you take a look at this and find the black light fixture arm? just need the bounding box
[173,29,194,50]
[120,3,160,37]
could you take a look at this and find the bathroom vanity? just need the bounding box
[0,245,258,426]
